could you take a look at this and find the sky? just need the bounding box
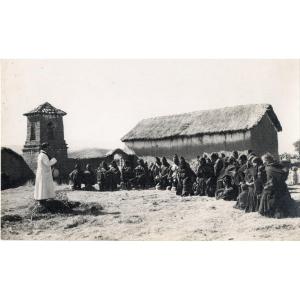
[1,59,299,153]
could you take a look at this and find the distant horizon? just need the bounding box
[1,144,113,154]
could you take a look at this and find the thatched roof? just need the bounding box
[121,104,282,142]
[105,147,136,157]
[24,102,66,116]
[69,148,110,159]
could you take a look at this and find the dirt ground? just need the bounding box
[1,183,300,240]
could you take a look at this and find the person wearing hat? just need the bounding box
[34,143,57,204]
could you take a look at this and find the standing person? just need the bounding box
[34,143,57,205]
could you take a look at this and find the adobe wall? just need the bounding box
[250,113,279,159]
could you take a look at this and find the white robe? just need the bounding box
[34,151,57,200]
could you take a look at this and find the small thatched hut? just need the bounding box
[121,104,282,160]
[1,147,35,190]
[63,148,138,178]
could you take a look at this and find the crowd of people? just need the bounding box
[68,149,296,219]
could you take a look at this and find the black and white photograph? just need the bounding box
[1,59,300,240]
[1,1,300,300]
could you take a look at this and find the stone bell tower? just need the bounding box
[22,102,68,172]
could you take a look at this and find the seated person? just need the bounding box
[216,175,238,201]
[69,163,83,190]
[194,157,213,196]
[156,157,170,190]
[121,160,134,190]
[234,183,249,210]
[109,160,121,191]
[176,157,196,197]
[169,154,179,191]
[97,161,111,191]
[132,159,146,189]
[83,164,96,190]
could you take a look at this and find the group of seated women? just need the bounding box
[68,150,296,218]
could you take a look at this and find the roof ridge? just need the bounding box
[140,103,270,122]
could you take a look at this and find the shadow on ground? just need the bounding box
[1,198,120,226]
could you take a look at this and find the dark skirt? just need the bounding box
[177,177,193,196]
[259,189,296,218]
[234,191,248,210]
[194,178,206,196]
[245,186,258,212]
[206,177,216,197]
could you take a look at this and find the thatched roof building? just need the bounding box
[121,104,282,159]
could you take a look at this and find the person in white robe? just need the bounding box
[34,143,57,202]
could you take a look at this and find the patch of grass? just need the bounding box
[64,216,88,229]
